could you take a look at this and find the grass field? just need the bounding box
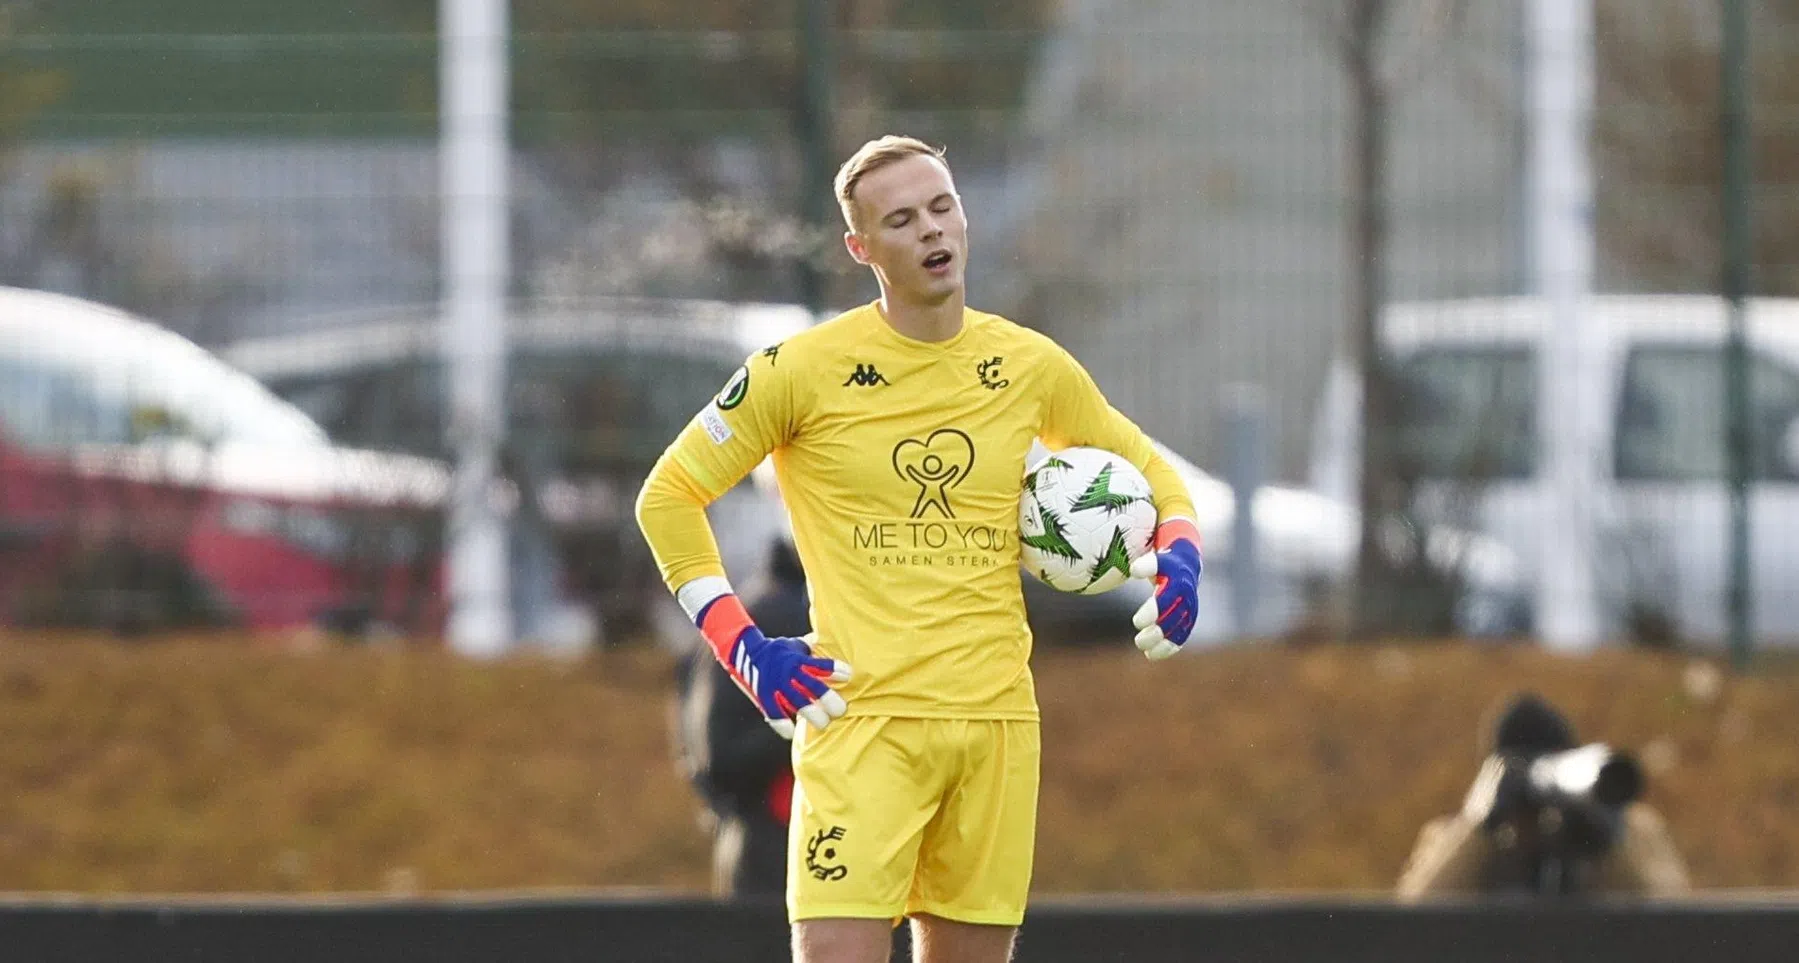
[0,633,1794,895]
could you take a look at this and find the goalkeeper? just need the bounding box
[635,135,1200,963]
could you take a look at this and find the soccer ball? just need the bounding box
[1019,446,1157,595]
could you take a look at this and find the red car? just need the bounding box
[0,287,449,638]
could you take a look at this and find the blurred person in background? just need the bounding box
[636,135,1203,963]
[674,536,809,899]
[1397,692,1691,901]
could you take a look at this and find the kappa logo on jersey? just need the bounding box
[842,363,891,387]
[805,826,849,881]
[892,428,976,519]
[976,356,1010,390]
[716,366,750,410]
[762,343,782,366]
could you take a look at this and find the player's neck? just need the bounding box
[876,290,965,344]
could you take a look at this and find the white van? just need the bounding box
[1311,295,1799,646]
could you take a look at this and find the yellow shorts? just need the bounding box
[786,716,1040,927]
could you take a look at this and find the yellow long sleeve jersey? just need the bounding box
[636,302,1196,720]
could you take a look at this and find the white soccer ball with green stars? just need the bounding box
[1018,446,1158,595]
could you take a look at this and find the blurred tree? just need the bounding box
[1306,0,1470,640]
[1594,0,1799,295]
[0,2,83,293]
[0,147,270,345]
[0,1,330,340]
[378,0,1048,137]
[385,0,1051,307]
[4,1,432,136]
[0,1,67,163]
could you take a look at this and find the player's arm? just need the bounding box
[635,354,851,738]
[1041,344,1202,660]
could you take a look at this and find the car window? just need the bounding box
[277,363,439,455]
[0,354,131,449]
[262,350,739,474]
[514,350,738,473]
[1615,346,1799,482]
[1392,347,1537,480]
[119,329,329,448]
[0,316,328,450]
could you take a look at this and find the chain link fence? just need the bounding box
[0,0,1792,649]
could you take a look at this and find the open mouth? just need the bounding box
[922,250,953,270]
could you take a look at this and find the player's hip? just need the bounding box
[796,713,1042,753]
[792,715,1042,801]
[805,631,1038,710]
[822,674,1041,723]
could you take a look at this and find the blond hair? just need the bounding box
[833,135,948,231]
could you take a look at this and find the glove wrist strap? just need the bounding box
[1154,517,1201,551]
[676,575,755,662]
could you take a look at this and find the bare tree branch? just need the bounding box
[1298,0,1363,66]
[1302,0,1467,93]
[1592,0,1799,295]
[1378,0,1467,91]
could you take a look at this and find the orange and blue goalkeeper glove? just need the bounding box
[680,576,852,739]
[1128,518,1202,660]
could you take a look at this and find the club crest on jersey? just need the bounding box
[892,428,975,519]
[976,356,1010,390]
[716,366,750,410]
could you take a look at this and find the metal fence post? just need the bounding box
[441,0,513,657]
[798,0,835,316]
[1722,0,1754,671]
[1223,385,1268,638]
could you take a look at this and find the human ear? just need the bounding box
[844,231,871,265]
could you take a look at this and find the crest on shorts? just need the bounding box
[805,826,849,881]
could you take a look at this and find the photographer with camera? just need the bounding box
[1397,692,1691,901]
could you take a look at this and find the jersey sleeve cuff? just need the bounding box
[675,575,735,622]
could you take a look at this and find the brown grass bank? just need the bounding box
[0,635,1791,895]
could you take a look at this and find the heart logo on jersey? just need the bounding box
[892,428,976,519]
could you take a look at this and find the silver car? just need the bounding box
[747,438,1528,648]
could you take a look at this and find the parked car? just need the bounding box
[223,297,813,644]
[750,437,1528,648]
[1121,440,1524,644]
[1310,294,1799,646]
[0,287,449,637]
